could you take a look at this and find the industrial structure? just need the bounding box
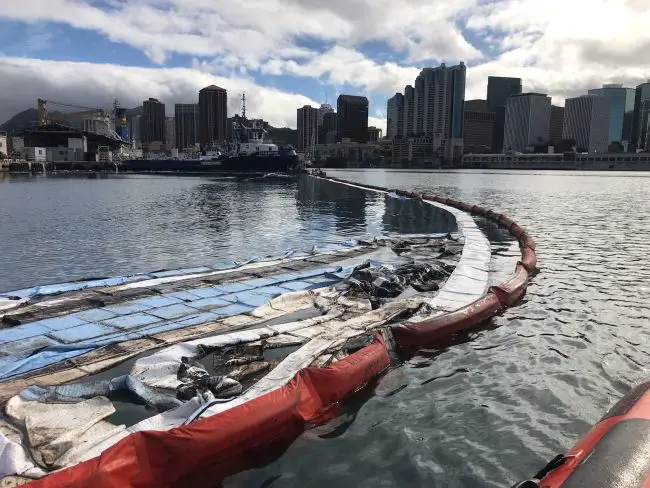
[5,99,135,170]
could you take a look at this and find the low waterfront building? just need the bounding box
[462,151,650,170]
[10,136,24,157]
[22,147,46,161]
[392,136,435,164]
[46,147,85,163]
[313,141,381,166]
[0,132,7,157]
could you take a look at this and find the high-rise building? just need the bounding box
[503,93,551,152]
[487,76,522,152]
[165,117,176,149]
[562,95,611,153]
[588,84,635,143]
[386,93,404,139]
[430,62,466,160]
[336,95,369,143]
[413,63,458,137]
[402,85,415,137]
[549,105,565,144]
[297,105,318,152]
[322,112,337,144]
[142,98,166,145]
[632,81,650,151]
[368,126,382,143]
[129,114,141,146]
[174,104,198,151]
[463,99,495,153]
[412,69,431,136]
[316,104,334,143]
[198,85,227,147]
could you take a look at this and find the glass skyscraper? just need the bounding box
[588,84,635,143]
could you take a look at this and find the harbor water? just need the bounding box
[1,170,649,486]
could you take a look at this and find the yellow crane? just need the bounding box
[37,99,105,126]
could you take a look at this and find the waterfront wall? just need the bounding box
[462,152,650,170]
[27,176,537,488]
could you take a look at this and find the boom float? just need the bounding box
[513,381,650,488]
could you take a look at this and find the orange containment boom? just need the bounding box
[513,382,650,488]
[24,176,538,488]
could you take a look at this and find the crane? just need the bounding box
[37,99,106,126]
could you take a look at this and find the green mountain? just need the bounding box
[267,127,297,146]
[0,109,39,132]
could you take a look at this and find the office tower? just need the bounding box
[430,62,466,160]
[463,99,495,153]
[336,95,369,143]
[142,98,165,144]
[632,81,650,150]
[297,105,318,151]
[316,104,334,143]
[588,84,635,143]
[174,104,198,151]
[549,105,565,144]
[487,76,522,152]
[198,85,228,147]
[402,85,415,137]
[165,117,175,149]
[562,94,611,153]
[503,93,551,152]
[386,93,404,139]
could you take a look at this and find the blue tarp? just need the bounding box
[0,257,357,381]
[0,244,349,298]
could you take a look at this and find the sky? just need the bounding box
[0,0,649,132]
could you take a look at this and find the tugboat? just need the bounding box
[121,97,299,174]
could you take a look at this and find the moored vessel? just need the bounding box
[122,99,299,174]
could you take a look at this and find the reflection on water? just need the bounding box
[382,195,457,235]
[0,174,456,292]
[296,176,373,234]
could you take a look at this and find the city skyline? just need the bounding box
[0,1,648,134]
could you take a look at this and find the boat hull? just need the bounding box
[121,153,299,173]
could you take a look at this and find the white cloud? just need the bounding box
[261,46,420,95]
[463,0,650,103]
[0,57,319,129]
[0,0,481,66]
